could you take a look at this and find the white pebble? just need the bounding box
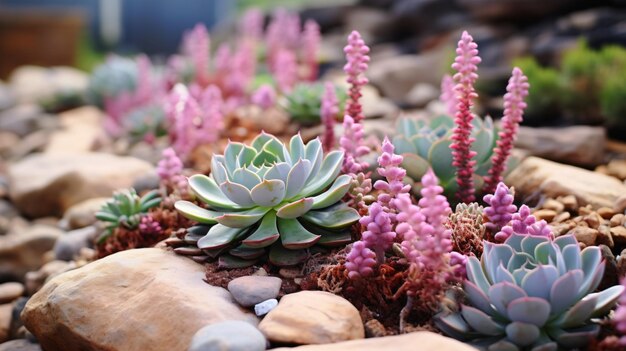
[254,298,278,316]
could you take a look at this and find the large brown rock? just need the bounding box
[515,126,605,167]
[44,106,104,154]
[506,157,626,209]
[0,225,62,282]
[271,331,477,351]
[258,290,363,345]
[8,153,153,218]
[21,248,257,351]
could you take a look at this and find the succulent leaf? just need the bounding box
[175,201,222,224]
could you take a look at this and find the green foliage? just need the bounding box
[601,66,626,125]
[436,234,624,350]
[175,132,360,267]
[512,57,561,122]
[95,189,162,242]
[283,83,347,126]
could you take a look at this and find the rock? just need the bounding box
[611,226,626,246]
[24,260,75,296]
[0,132,20,159]
[271,331,477,351]
[0,303,10,343]
[0,283,24,304]
[610,214,625,227]
[364,319,386,338]
[10,297,28,339]
[0,339,42,351]
[533,209,557,222]
[44,107,104,154]
[597,207,616,220]
[21,248,257,351]
[0,82,15,111]
[405,83,439,107]
[368,47,450,101]
[258,291,363,345]
[514,126,605,167]
[542,199,565,213]
[188,321,266,351]
[8,130,50,161]
[9,66,88,104]
[344,7,390,43]
[559,195,579,211]
[255,299,278,317]
[569,227,598,246]
[228,276,282,307]
[603,159,626,181]
[53,226,97,261]
[506,157,626,209]
[0,225,63,282]
[0,104,50,137]
[61,197,109,230]
[614,195,626,214]
[8,152,153,218]
[597,225,614,248]
[361,86,398,119]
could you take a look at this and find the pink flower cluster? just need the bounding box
[483,182,553,242]
[440,74,457,117]
[139,215,163,236]
[182,24,211,86]
[374,138,411,215]
[615,278,626,346]
[450,31,481,203]
[320,82,339,152]
[483,67,529,194]
[251,84,277,110]
[360,202,396,264]
[340,115,369,174]
[302,20,321,81]
[344,31,370,123]
[157,147,189,197]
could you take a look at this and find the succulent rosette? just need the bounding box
[436,233,624,350]
[175,132,360,266]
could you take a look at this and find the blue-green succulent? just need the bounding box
[175,132,360,267]
[436,233,624,351]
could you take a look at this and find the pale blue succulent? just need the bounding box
[175,132,360,267]
[436,233,624,351]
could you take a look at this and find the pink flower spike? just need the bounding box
[450,31,481,203]
[360,202,396,264]
[166,84,202,159]
[272,49,298,93]
[340,115,370,174]
[320,82,339,152]
[198,85,224,145]
[139,215,162,236]
[302,20,321,81]
[374,137,410,213]
[527,220,554,239]
[495,204,538,242]
[615,278,626,345]
[252,84,276,110]
[483,182,517,233]
[440,74,457,117]
[343,30,370,123]
[239,8,264,41]
[157,147,183,185]
[483,67,529,194]
[183,23,210,85]
[345,240,377,279]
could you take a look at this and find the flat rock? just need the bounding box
[53,226,97,261]
[258,290,363,345]
[515,126,605,167]
[61,197,109,230]
[271,331,477,351]
[0,339,42,351]
[8,152,153,218]
[228,276,282,307]
[44,107,104,154]
[188,321,266,351]
[0,283,24,304]
[0,225,63,282]
[9,66,88,104]
[506,157,626,209]
[0,104,49,137]
[21,248,257,351]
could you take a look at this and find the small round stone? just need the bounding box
[0,283,24,304]
[188,321,266,351]
[228,276,282,307]
[254,299,278,317]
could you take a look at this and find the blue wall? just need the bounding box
[0,0,234,54]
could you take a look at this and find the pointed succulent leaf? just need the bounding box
[428,139,455,182]
[396,117,419,136]
[140,197,162,212]
[310,174,352,209]
[189,174,243,209]
[277,217,321,249]
[521,265,559,300]
[236,145,257,168]
[507,297,551,326]
[218,254,258,269]
[264,162,291,182]
[548,324,600,349]
[489,282,527,317]
[578,247,603,295]
[317,230,353,247]
[562,244,582,271]
[269,243,308,266]
[589,285,624,318]
[549,270,584,316]
[429,114,455,130]
[392,136,417,155]
[554,234,578,251]
[175,201,222,224]
[252,148,279,167]
[552,296,597,328]
[434,313,473,340]
[216,207,269,228]
[250,179,286,207]
[464,281,498,316]
[400,153,429,181]
[242,211,280,248]
[95,211,120,223]
[412,134,435,159]
[229,246,266,260]
[505,322,541,347]
[285,159,312,199]
[467,256,491,294]
[495,263,516,284]
[197,224,247,250]
[461,305,504,336]
[232,168,262,190]
[521,236,550,256]
[276,198,314,219]
[220,180,255,207]
[251,132,275,151]
[472,126,494,164]
[505,234,525,252]
[289,134,306,161]
[301,150,344,196]
[263,138,286,161]
[224,142,245,169]
[301,204,360,229]
[211,156,229,184]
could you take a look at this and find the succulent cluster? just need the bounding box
[175,133,360,267]
[436,233,624,350]
[87,55,139,107]
[283,82,346,126]
[392,114,498,199]
[95,188,162,243]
